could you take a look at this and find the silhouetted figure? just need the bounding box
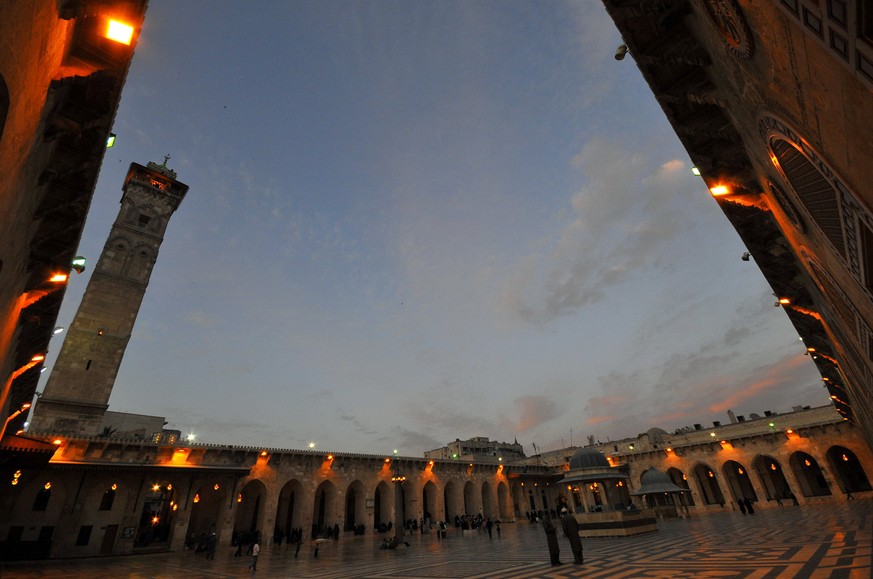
[560,509,584,564]
[738,500,747,515]
[743,498,755,514]
[496,520,501,538]
[542,515,562,566]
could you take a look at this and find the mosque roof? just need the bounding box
[631,468,689,495]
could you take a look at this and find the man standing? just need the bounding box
[248,540,260,571]
[560,508,584,564]
[542,515,562,566]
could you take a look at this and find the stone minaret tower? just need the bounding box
[30,159,188,435]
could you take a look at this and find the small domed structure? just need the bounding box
[569,448,611,470]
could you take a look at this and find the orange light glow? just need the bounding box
[106,19,134,45]
[44,482,52,490]
[770,464,777,471]
[52,439,62,445]
[779,298,791,305]
[172,504,178,511]
[710,185,730,196]
[152,484,160,491]
[842,454,849,461]
[384,458,391,463]
[237,493,242,503]
[708,471,714,478]
[21,402,32,410]
[738,468,744,475]
[167,484,173,490]
[151,516,159,525]
[666,447,673,453]
[806,347,816,352]
[49,273,68,283]
[786,429,794,434]
[327,454,333,461]
[213,483,219,490]
[193,493,200,503]
[260,450,268,456]
[804,459,811,466]
[111,483,117,491]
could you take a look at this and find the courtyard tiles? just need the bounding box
[1,499,869,578]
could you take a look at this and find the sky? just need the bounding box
[35,1,829,456]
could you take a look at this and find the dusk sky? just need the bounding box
[37,1,829,455]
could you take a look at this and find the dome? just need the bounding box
[631,468,688,495]
[568,448,610,470]
[644,427,669,443]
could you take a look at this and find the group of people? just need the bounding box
[542,508,584,566]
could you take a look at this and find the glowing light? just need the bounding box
[193,493,200,503]
[260,450,268,456]
[30,355,45,363]
[567,485,572,490]
[786,429,794,434]
[172,504,178,511]
[710,185,730,196]
[710,432,717,437]
[708,471,714,478]
[804,459,811,466]
[111,483,117,491]
[106,133,116,148]
[691,166,701,176]
[237,493,242,503]
[842,454,849,461]
[49,273,68,283]
[327,454,333,461]
[44,482,52,490]
[770,464,777,471]
[384,458,391,463]
[779,298,791,305]
[308,442,316,449]
[682,474,687,480]
[213,484,219,490]
[151,515,159,525]
[152,484,160,491]
[428,460,434,466]
[666,447,673,452]
[167,484,172,490]
[807,347,816,352]
[52,439,62,445]
[617,481,624,487]
[738,468,744,475]
[106,19,134,45]
[53,327,65,335]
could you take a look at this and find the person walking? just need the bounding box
[496,520,501,539]
[248,540,260,571]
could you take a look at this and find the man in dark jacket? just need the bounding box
[560,508,584,564]
[542,515,562,566]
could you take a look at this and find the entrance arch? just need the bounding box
[789,452,830,497]
[276,479,304,538]
[722,460,757,502]
[753,455,791,501]
[463,481,477,515]
[827,446,872,494]
[481,481,495,518]
[667,468,694,506]
[234,479,267,537]
[422,481,437,520]
[312,480,337,537]
[345,480,366,532]
[693,463,725,505]
[444,480,459,522]
[497,482,510,520]
[374,481,391,531]
[134,480,176,548]
[185,481,224,548]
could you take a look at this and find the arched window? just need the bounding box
[33,487,52,511]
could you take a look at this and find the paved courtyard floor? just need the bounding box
[1,499,870,578]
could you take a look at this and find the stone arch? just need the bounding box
[510,482,525,517]
[135,479,177,548]
[753,455,792,501]
[234,479,267,537]
[481,481,495,518]
[422,480,437,521]
[497,481,510,520]
[692,463,725,505]
[667,467,695,506]
[312,480,338,536]
[186,481,225,547]
[344,479,366,532]
[722,460,757,502]
[400,479,415,523]
[374,481,391,531]
[443,480,460,522]
[827,446,872,494]
[276,478,305,538]
[788,451,831,497]
[463,480,477,515]
[0,74,8,143]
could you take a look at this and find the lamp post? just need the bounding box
[1,403,32,440]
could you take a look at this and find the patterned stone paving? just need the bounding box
[1,499,869,578]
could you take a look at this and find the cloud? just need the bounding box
[502,140,689,323]
[506,395,562,433]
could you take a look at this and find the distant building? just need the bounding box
[424,436,525,463]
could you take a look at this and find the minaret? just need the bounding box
[30,159,188,435]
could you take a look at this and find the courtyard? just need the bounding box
[1,499,870,578]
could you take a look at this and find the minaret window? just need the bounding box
[138,214,151,227]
